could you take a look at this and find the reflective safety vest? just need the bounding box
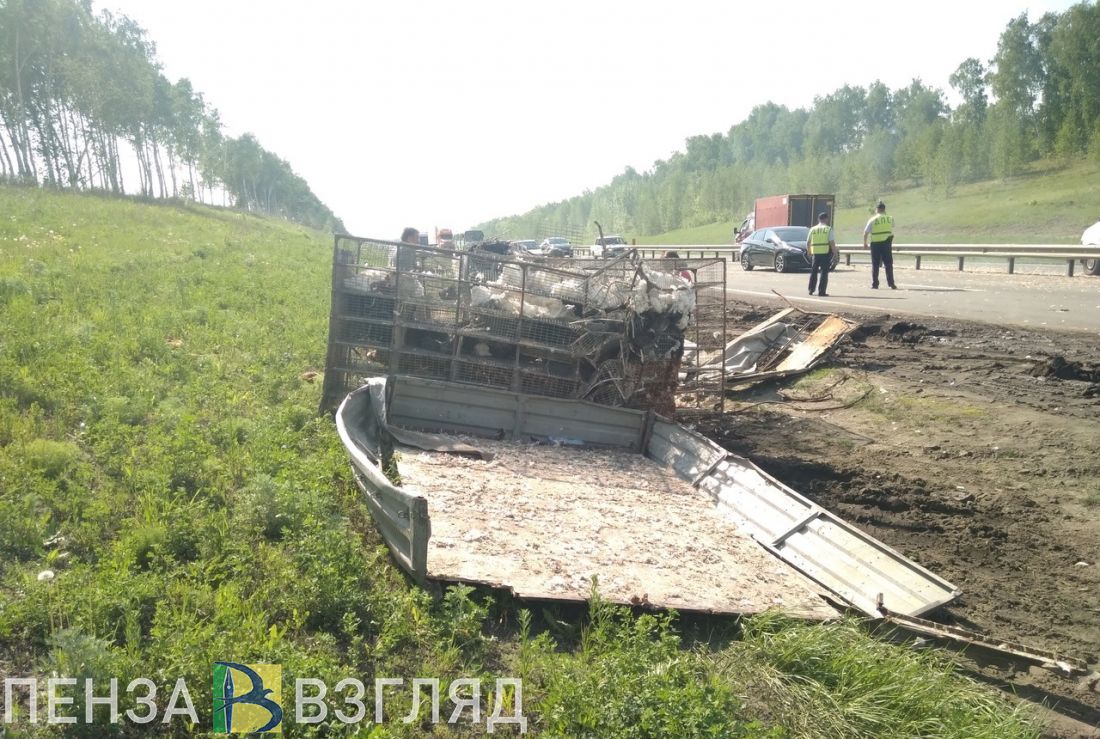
[869,214,894,242]
[808,224,832,254]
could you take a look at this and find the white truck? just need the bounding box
[592,234,630,258]
[1082,219,1100,275]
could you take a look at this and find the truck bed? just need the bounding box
[397,439,836,619]
[336,376,960,619]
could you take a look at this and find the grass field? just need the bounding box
[638,158,1100,245]
[0,185,1039,737]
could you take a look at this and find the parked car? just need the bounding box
[509,239,542,257]
[1082,219,1100,275]
[738,226,838,273]
[592,234,629,258]
[539,237,573,257]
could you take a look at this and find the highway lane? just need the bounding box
[724,262,1100,334]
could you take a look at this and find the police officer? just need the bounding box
[863,201,896,289]
[807,211,835,297]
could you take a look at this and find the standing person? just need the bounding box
[397,226,419,273]
[662,250,695,282]
[863,201,896,289]
[807,212,835,297]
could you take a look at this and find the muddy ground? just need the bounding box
[693,299,1100,731]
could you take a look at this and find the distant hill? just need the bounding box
[637,159,1100,245]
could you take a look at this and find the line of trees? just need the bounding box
[478,2,1100,241]
[0,0,342,231]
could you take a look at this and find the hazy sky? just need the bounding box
[97,0,1077,237]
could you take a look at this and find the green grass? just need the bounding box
[858,389,987,425]
[635,220,740,246]
[640,158,1100,245]
[716,614,1038,739]
[0,185,1037,736]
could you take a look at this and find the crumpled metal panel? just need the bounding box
[695,454,961,617]
[688,308,858,386]
[776,314,855,371]
[645,419,727,481]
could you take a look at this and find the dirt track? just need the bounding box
[695,299,1100,727]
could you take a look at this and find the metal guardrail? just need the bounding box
[839,243,1100,276]
[574,243,1100,276]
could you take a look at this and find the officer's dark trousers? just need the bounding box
[870,239,895,287]
[808,253,831,295]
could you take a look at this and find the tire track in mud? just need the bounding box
[697,301,1100,717]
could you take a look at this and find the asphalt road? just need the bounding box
[725,261,1100,334]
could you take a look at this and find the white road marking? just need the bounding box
[726,288,914,313]
[895,283,984,292]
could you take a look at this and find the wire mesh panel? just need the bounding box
[339,320,393,346]
[675,258,727,416]
[321,235,726,416]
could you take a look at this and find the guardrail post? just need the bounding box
[846,253,852,266]
[1007,257,1015,274]
[1067,259,1075,277]
[957,256,965,271]
[915,255,922,270]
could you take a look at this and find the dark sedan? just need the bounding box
[738,226,838,272]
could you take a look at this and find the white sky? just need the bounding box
[97,0,1076,237]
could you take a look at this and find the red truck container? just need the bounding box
[755,194,835,230]
[733,194,835,243]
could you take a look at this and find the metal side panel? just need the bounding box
[522,396,645,448]
[335,384,430,580]
[646,420,727,481]
[389,375,647,447]
[389,376,519,437]
[699,454,960,617]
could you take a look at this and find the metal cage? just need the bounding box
[321,236,725,416]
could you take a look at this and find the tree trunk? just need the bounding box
[69,109,91,188]
[152,139,166,198]
[110,135,123,193]
[114,134,124,193]
[0,108,19,178]
[81,117,97,188]
[29,105,58,186]
[53,100,77,186]
[143,141,154,196]
[166,144,178,197]
[11,29,35,181]
[0,125,12,178]
[134,139,148,196]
